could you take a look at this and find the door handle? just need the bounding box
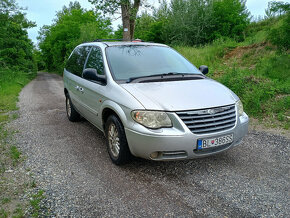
[75,85,84,93]
[79,87,84,93]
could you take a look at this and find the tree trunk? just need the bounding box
[121,4,131,41]
[121,0,141,41]
[130,0,141,40]
[129,19,135,40]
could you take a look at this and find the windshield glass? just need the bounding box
[106,45,201,80]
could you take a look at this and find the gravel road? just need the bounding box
[11,72,289,217]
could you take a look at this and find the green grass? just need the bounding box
[13,205,25,218]
[0,67,36,217]
[1,197,11,204]
[0,208,8,218]
[10,145,21,165]
[176,19,290,128]
[30,190,45,217]
[0,68,36,113]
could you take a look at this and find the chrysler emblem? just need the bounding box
[208,109,216,114]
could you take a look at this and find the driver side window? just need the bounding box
[85,46,104,75]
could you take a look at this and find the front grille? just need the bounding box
[176,105,236,134]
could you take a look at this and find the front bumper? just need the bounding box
[125,112,249,160]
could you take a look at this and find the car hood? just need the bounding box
[120,79,238,111]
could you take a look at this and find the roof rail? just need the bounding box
[93,39,144,42]
[93,39,123,42]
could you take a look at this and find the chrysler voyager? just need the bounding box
[63,41,249,165]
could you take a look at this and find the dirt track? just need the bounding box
[11,72,290,217]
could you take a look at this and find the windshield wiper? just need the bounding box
[126,72,201,83]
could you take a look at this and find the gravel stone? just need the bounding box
[10,73,290,217]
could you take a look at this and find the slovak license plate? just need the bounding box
[197,134,234,150]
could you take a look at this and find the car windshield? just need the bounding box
[106,45,201,81]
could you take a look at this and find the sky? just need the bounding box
[18,0,290,45]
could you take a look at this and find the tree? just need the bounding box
[160,0,215,45]
[210,0,250,41]
[38,1,112,72]
[0,0,36,72]
[265,1,290,17]
[88,0,147,40]
[266,1,290,50]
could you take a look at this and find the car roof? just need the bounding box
[80,41,168,48]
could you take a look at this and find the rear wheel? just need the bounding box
[105,115,132,165]
[65,93,80,122]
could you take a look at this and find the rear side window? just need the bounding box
[66,46,91,76]
[85,47,104,75]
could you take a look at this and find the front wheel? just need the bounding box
[105,115,132,165]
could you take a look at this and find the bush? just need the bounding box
[218,68,276,116]
[267,13,290,50]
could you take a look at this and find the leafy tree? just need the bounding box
[157,0,215,45]
[38,1,112,72]
[133,0,250,45]
[134,12,165,43]
[265,1,290,17]
[210,0,250,41]
[0,0,36,72]
[88,0,153,40]
[266,1,290,50]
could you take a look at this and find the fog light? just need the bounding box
[150,152,160,159]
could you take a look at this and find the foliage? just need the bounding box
[0,0,36,72]
[134,0,250,46]
[0,68,36,113]
[89,0,145,40]
[210,0,250,41]
[265,0,290,17]
[175,17,289,128]
[38,1,112,72]
[134,12,165,43]
[161,0,214,45]
[267,14,290,50]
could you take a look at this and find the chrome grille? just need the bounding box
[176,105,236,134]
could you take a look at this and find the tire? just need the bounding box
[65,93,80,122]
[105,115,132,165]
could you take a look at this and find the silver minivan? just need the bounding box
[63,41,249,165]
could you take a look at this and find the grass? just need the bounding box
[176,18,290,129]
[30,190,45,217]
[0,68,35,113]
[0,67,38,217]
[10,145,21,165]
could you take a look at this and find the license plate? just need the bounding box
[197,134,234,150]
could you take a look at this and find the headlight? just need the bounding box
[236,100,244,117]
[131,110,172,129]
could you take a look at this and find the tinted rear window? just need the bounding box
[66,46,91,76]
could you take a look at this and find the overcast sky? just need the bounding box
[18,0,290,45]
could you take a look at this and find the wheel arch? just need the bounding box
[101,100,128,132]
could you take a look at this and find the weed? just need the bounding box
[13,205,25,218]
[0,114,9,123]
[0,208,8,218]
[10,146,21,164]
[30,190,45,217]
[12,113,19,120]
[31,179,37,188]
[1,197,11,204]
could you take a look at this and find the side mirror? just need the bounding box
[199,65,209,75]
[83,68,106,84]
